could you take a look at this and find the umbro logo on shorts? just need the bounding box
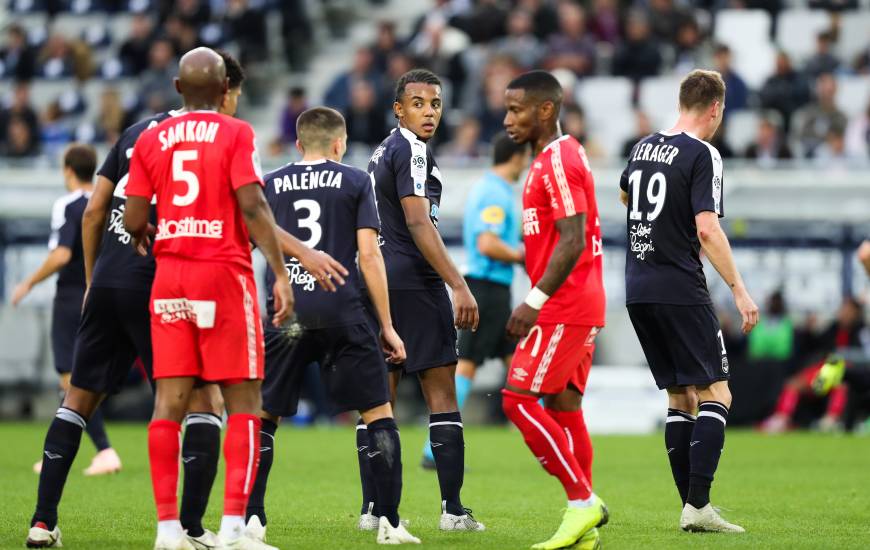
[511,367,529,382]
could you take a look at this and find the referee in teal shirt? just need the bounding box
[422,133,528,467]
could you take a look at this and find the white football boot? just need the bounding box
[25,522,62,548]
[359,502,380,531]
[680,503,745,533]
[376,516,421,545]
[154,534,196,550]
[244,516,267,542]
[438,501,485,531]
[187,529,219,549]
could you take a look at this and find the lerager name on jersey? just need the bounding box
[272,170,343,194]
[631,142,680,165]
[158,120,220,151]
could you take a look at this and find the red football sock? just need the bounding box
[546,408,594,486]
[826,385,848,418]
[502,390,591,500]
[224,414,261,517]
[774,385,800,416]
[149,419,182,521]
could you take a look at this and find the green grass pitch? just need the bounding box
[1,423,869,549]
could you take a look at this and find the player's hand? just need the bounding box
[506,302,540,341]
[733,287,759,334]
[132,223,156,256]
[271,279,294,327]
[380,326,406,364]
[452,285,479,331]
[11,280,32,307]
[299,249,348,292]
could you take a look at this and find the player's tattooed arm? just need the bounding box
[236,183,294,327]
[401,195,479,331]
[82,175,114,287]
[274,226,348,292]
[696,211,759,334]
[358,227,406,364]
[507,215,585,340]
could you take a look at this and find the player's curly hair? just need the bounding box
[394,69,442,103]
[215,49,246,90]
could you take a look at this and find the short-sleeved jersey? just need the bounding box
[91,111,174,290]
[463,171,519,287]
[49,189,90,288]
[523,135,605,326]
[368,127,444,290]
[126,111,264,271]
[619,130,724,305]
[263,159,380,329]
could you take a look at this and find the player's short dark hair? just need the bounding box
[63,143,97,182]
[394,69,441,103]
[679,69,726,112]
[296,107,346,150]
[506,70,564,110]
[216,49,245,89]
[492,132,527,165]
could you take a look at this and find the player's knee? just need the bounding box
[189,384,224,416]
[62,387,102,419]
[667,389,698,412]
[501,388,536,417]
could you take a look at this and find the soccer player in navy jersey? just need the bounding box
[619,69,758,533]
[362,69,484,532]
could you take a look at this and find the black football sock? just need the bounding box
[356,419,378,516]
[429,411,465,516]
[366,418,403,528]
[664,408,695,505]
[246,418,278,525]
[31,407,86,530]
[687,401,729,509]
[83,406,110,452]
[844,367,870,392]
[180,413,221,537]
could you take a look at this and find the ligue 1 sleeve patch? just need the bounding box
[480,205,506,225]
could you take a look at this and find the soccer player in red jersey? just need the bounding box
[501,70,607,550]
[124,48,291,550]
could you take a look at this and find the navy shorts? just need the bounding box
[365,287,458,374]
[51,285,85,374]
[457,277,512,365]
[627,303,730,390]
[70,287,153,394]
[261,322,391,417]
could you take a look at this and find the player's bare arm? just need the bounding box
[506,214,585,340]
[11,246,73,306]
[235,182,293,327]
[81,175,114,287]
[858,240,870,277]
[478,231,523,263]
[274,225,348,292]
[619,189,629,206]
[696,211,759,334]
[401,194,479,331]
[358,227,406,364]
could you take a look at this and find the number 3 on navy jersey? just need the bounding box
[628,170,667,222]
[294,199,322,247]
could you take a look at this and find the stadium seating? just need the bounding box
[725,111,761,156]
[638,75,682,131]
[837,11,870,63]
[835,75,870,118]
[713,9,776,89]
[575,77,634,159]
[775,10,832,63]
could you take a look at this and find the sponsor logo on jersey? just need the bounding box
[156,217,223,240]
[107,204,132,244]
[154,299,216,328]
[285,257,317,292]
[511,367,529,382]
[522,208,540,236]
[629,221,655,260]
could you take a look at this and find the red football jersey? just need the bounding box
[522,135,605,326]
[126,111,263,270]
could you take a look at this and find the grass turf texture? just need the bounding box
[1,424,868,549]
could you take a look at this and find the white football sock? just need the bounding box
[157,519,184,540]
[219,515,245,541]
[567,493,597,508]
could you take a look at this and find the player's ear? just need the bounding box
[393,101,402,121]
[174,77,181,95]
[295,139,304,155]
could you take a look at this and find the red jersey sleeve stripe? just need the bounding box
[550,144,576,217]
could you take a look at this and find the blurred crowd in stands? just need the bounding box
[2,0,870,164]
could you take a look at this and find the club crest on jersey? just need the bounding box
[522,208,540,236]
[629,221,655,260]
[712,175,722,213]
[285,258,318,292]
[369,144,385,166]
[721,356,730,374]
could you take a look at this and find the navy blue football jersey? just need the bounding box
[620,131,724,305]
[90,111,175,290]
[264,159,380,329]
[49,190,90,288]
[367,127,444,290]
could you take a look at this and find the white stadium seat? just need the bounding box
[576,77,635,159]
[638,75,683,131]
[714,9,776,89]
[725,110,760,155]
[776,10,832,63]
[835,75,870,118]
[837,11,870,63]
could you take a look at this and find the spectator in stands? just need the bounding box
[808,0,858,10]
[95,88,125,145]
[226,0,268,67]
[281,0,314,71]
[278,87,308,147]
[519,0,559,41]
[797,72,848,157]
[139,38,178,116]
[612,11,662,82]
[164,16,201,57]
[562,104,604,160]
[844,100,870,159]
[671,18,709,76]
[646,0,693,44]
[38,34,75,79]
[2,115,40,157]
[119,14,155,76]
[621,110,653,159]
[0,83,40,155]
[378,51,415,110]
[745,114,793,165]
[40,102,74,158]
[713,44,749,113]
[543,1,596,77]
[438,118,485,162]
[450,0,508,44]
[853,45,870,75]
[476,54,520,143]
[493,9,545,70]
[371,20,400,75]
[166,0,211,28]
[344,80,388,147]
[813,124,852,166]
[0,24,36,81]
[588,0,621,45]
[804,31,840,81]
[324,46,378,114]
[709,124,735,158]
[759,51,811,134]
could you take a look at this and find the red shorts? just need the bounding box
[150,258,264,382]
[506,324,600,394]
